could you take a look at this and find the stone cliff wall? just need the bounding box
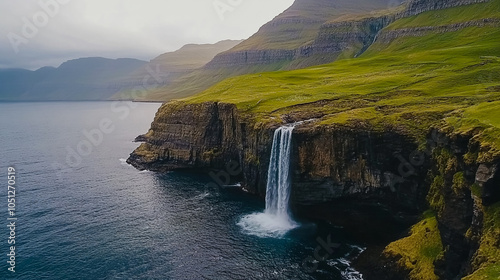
[129,102,428,208]
[291,124,427,210]
[127,102,275,192]
[204,15,392,70]
[378,18,500,42]
[203,50,296,69]
[127,102,242,172]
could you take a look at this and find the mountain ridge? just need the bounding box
[0,40,242,101]
[0,57,147,101]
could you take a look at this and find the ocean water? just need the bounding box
[0,102,364,280]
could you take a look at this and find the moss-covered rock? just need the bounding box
[383,211,443,280]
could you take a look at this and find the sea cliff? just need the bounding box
[128,0,500,278]
[128,101,499,279]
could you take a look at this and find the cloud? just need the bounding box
[0,0,294,70]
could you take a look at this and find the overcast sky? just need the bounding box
[0,0,294,70]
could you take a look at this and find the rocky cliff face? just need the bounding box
[127,102,242,172]
[204,50,296,69]
[303,16,393,60]
[205,0,492,71]
[128,101,275,194]
[205,15,393,70]
[399,0,490,18]
[378,18,500,42]
[376,129,500,280]
[128,100,499,279]
[129,102,427,208]
[291,124,428,210]
[423,131,499,279]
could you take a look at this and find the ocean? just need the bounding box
[0,102,364,280]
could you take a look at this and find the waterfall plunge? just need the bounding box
[265,126,294,218]
[238,125,298,238]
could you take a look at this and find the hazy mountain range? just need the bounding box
[0,40,242,101]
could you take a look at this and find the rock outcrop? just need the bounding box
[129,102,427,209]
[127,102,242,172]
[378,18,500,42]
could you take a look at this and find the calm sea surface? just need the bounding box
[0,102,364,280]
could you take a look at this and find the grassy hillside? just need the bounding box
[140,61,291,101]
[184,0,500,152]
[141,0,405,101]
[383,211,443,280]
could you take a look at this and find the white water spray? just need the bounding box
[238,125,298,238]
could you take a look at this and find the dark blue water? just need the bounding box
[0,102,364,280]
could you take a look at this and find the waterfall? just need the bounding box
[265,126,295,219]
[238,125,298,238]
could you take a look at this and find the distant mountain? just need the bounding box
[150,40,245,72]
[0,57,147,101]
[110,40,243,100]
[0,40,242,101]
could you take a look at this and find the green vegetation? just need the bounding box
[452,172,468,194]
[428,175,445,216]
[464,202,500,280]
[383,211,443,280]
[182,0,500,153]
[142,62,292,101]
[446,101,500,161]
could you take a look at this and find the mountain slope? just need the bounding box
[229,0,401,52]
[151,40,243,71]
[110,40,242,100]
[142,0,406,101]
